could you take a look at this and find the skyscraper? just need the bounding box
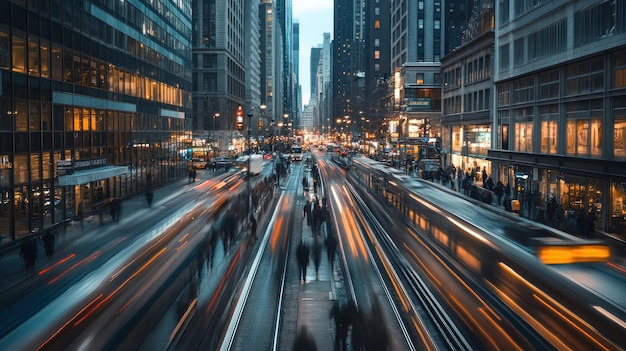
[0,0,192,241]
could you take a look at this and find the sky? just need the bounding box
[293,0,333,107]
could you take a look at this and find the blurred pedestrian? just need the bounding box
[329,302,352,351]
[146,190,154,208]
[503,193,513,212]
[250,214,258,240]
[43,229,55,259]
[324,235,337,270]
[312,238,322,280]
[296,240,310,283]
[20,237,37,268]
[188,167,194,182]
[293,325,317,351]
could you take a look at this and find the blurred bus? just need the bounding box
[291,145,303,161]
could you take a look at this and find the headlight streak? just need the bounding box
[48,251,101,285]
[477,307,523,351]
[403,239,501,323]
[498,262,616,351]
[73,247,167,327]
[35,294,104,351]
[39,253,76,276]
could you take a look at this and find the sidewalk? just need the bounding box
[281,188,346,351]
[0,171,215,283]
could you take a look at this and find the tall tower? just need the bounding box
[192,0,247,134]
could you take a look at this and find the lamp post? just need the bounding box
[212,113,219,156]
[260,104,266,152]
[247,112,253,214]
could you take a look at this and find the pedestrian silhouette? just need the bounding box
[20,237,37,268]
[312,238,322,280]
[146,190,154,208]
[43,230,55,259]
[324,235,337,269]
[296,240,310,283]
[293,325,317,351]
[250,214,258,240]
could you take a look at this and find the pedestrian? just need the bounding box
[146,190,154,208]
[293,325,317,351]
[303,175,308,190]
[325,235,337,269]
[329,302,350,351]
[494,182,504,206]
[503,193,513,212]
[188,167,194,182]
[250,214,258,240]
[304,199,312,226]
[312,238,322,280]
[296,240,310,283]
[20,237,37,268]
[43,229,55,259]
[192,168,197,182]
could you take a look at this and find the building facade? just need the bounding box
[441,4,494,177]
[0,0,192,242]
[491,0,626,234]
[192,0,247,156]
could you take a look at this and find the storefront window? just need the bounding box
[615,118,626,159]
[610,182,626,234]
[514,122,533,152]
[451,125,461,152]
[540,105,558,154]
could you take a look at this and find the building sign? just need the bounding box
[57,157,108,176]
[405,98,431,111]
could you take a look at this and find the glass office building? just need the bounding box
[0,0,192,242]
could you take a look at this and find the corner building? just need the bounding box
[0,0,192,242]
[491,0,626,234]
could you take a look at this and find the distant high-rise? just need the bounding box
[310,47,322,103]
[192,0,247,136]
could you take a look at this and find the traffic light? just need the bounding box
[236,105,244,131]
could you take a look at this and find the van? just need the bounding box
[233,154,264,175]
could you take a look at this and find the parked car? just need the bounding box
[191,158,207,169]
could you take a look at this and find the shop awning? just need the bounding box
[58,166,129,186]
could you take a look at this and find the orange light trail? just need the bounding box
[48,251,101,285]
[38,254,76,276]
[73,247,167,327]
[206,249,240,314]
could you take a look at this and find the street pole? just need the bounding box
[247,113,253,214]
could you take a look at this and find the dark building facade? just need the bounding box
[0,0,192,242]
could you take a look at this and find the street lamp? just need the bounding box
[247,112,253,213]
[259,104,266,152]
[213,113,219,156]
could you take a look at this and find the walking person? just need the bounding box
[293,325,317,351]
[43,229,55,259]
[250,214,258,241]
[312,238,322,280]
[296,240,310,283]
[146,190,154,208]
[324,235,337,270]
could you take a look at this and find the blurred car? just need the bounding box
[191,158,207,169]
[212,157,233,169]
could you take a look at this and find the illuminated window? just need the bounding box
[374,50,380,59]
[374,20,380,29]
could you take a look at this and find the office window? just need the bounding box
[539,69,560,99]
[375,38,380,47]
[416,73,424,84]
[0,27,9,70]
[12,32,26,73]
[615,49,626,88]
[615,118,626,159]
[514,38,524,67]
[514,107,533,152]
[566,100,603,157]
[374,20,380,29]
[499,44,509,71]
[540,105,558,154]
[374,50,380,60]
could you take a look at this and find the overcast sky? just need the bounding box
[293,0,333,107]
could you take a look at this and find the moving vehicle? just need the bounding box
[212,157,233,170]
[290,145,303,161]
[191,158,207,169]
[233,154,264,175]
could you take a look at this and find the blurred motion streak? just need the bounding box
[74,247,167,327]
[35,293,104,351]
[177,233,190,251]
[206,249,241,315]
[498,262,617,351]
[170,298,198,341]
[536,244,610,264]
[49,251,101,285]
[39,254,76,276]
[477,307,522,351]
[270,217,285,252]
